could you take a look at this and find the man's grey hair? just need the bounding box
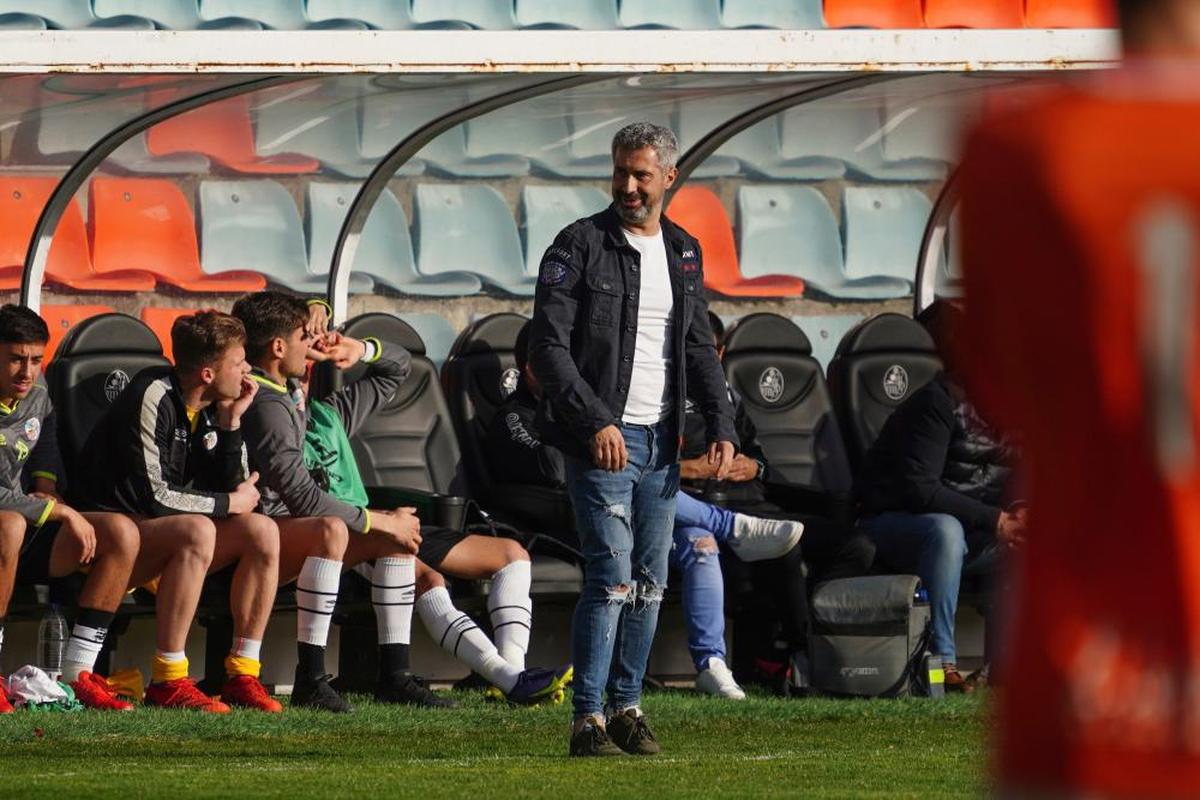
[611,122,678,170]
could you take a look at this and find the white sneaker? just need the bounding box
[695,657,746,700]
[729,515,803,562]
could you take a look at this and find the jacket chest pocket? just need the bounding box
[587,273,621,327]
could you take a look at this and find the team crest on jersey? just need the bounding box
[203,431,218,451]
[499,367,520,399]
[23,417,39,442]
[758,367,785,404]
[883,365,910,401]
[539,261,568,286]
[104,370,130,403]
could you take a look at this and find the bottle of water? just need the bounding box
[37,604,68,681]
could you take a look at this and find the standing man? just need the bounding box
[529,122,737,757]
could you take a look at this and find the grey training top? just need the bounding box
[0,379,63,526]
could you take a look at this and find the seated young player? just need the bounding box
[78,311,283,713]
[233,292,571,707]
[487,322,802,700]
[0,305,141,712]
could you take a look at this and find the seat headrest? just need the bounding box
[834,313,935,357]
[724,313,812,355]
[451,313,527,357]
[340,313,426,356]
[56,313,163,358]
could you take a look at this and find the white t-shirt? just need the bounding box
[621,227,675,425]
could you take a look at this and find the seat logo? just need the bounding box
[104,370,131,403]
[758,367,785,404]
[499,367,520,399]
[883,365,909,401]
[840,666,881,678]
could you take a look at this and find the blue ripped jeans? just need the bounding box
[565,422,679,719]
[671,491,736,672]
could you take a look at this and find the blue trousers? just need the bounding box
[671,491,736,671]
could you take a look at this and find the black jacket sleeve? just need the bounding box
[132,387,230,517]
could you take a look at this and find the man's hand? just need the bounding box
[307,302,330,341]
[51,505,96,565]
[317,332,368,371]
[369,506,422,554]
[724,454,760,483]
[679,456,717,481]
[996,510,1027,549]
[227,471,261,515]
[590,425,627,472]
[707,440,735,480]
[216,375,259,430]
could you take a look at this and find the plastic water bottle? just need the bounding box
[37,604,68,681]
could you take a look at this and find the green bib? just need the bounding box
[303,399,369,508]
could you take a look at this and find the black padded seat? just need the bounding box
[45,313,170,488]
[826,313,944,472]
[722,313,852,495]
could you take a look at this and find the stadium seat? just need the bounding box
[721,313,853,494]
[514,0,620,29]
[0,0,154,28]
[353,92,432,176]
[520,185,609,280]
[254,95,404,179]
[721,0,824,28]
[410,0,516,29]
[45,313,171,486]
[199,180,368,294]
[89,177,266,292]
[0,12,43,28]
[396,313,457,370]
[147,95,320,175]
[822,0,924,28]
[0,176,155,292]
[1024,0,1116,28]
[668,186,804,298]
[415,184,533,296]
[93,0,264,29]
[841,186,930,286]
[41,305,114,362]
[779,105,938,181]
[794,314,866,373]
[199,0,366,29]
[673,102,762,178]
[419,124,531,178]
[879,95,961,179]
[923,0,1025,28]
[306,183,480,296]
[826,313,943,471]
[619,0,722,29]
[139,306,191,362]
[308,0,469,29]
[737,185,909,300]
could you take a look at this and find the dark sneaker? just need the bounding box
[375,672,458,708]
[606,708,661,755]
[506,665,574,706]
[291,672,353,713]
[569,717,625,757]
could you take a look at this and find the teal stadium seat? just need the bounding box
[306,0,418,29]
[520,185,610,279]
[93,0,263,29]
[0,12,43,28]
[721,0,825,28]
[306,182,481,297]
[199,180,372,294]
[709,114,845,180]
[779,105,942,181]
[420,124,530,178]
[793,314,866,372]
[737,185,910,300]
[619,0,722,29]
[356,92,435,177]
[879,94,961,180]
[200,0,366,29]
[415,184,533,296]
[841,186,930,286]
[676,104,784,178]
[396,313,458,369]
[514,0,620,29]
[410,0,516,29]
[0,0,157,28]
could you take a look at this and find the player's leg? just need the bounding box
[0,511,26,713]
[436,534,534,669]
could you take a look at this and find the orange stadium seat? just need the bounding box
[146,95,319,175]
[823,0,923,28]
[89,177,266,293]
[1023,0,1115,27]
[41,304,114,361]
[0,177,154,292]
[923,0,1024,27]
[140,307,193,362]
[669,186,805,298]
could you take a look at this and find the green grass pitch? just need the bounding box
[0,690,985,798]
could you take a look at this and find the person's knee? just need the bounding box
[180,515,218,563]
[924,515,967,561]
[98,515,140,565]
[500,537,529,564]
[244,514,280,563]
[0,512,24,559]
[415,564,444,596]
[318,516,349,558]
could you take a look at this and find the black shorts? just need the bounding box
[417,525,468,570]
[17,521,62,584]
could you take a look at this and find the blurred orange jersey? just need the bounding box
[960,67,1200,796]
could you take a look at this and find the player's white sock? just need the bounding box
[297,556,341,646]
[372,557,415,646]
[417,586,520,693]
[62,608,113,682]
[488,559,532,669]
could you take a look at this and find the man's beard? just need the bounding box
[614,194,653,225]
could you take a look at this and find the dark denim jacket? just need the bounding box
[528,205,737,460]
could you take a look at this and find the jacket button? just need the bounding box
[630,264,638,272]
[627,293,636,300]
[623,355,631,362]
[601,282,612,290]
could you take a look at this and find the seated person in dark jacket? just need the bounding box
[488,323,801,700]
[856,300,1023,693]
[678,313,877,688]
